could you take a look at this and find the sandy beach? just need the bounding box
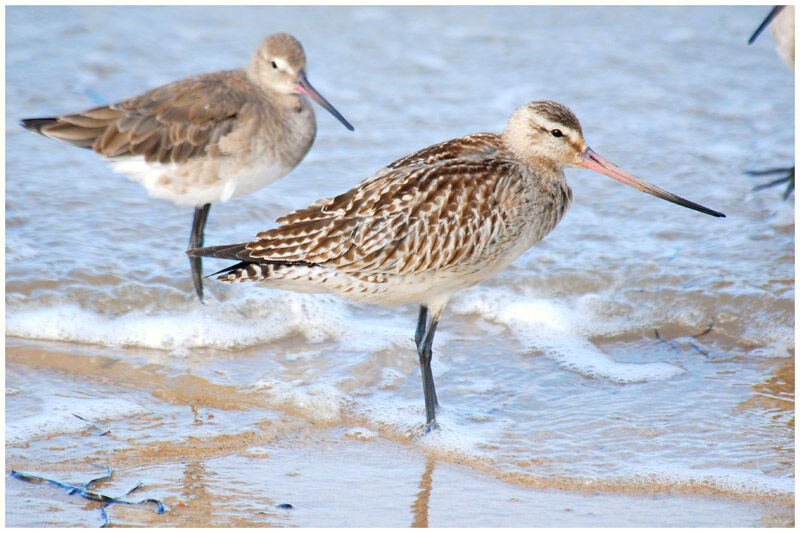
[6,338,793,527]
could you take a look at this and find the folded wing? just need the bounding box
[21,71,263,165]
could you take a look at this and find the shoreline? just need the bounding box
[6,336,793,527]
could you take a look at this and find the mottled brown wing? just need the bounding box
[29,70,258,165]
[276,133,504,225]
[384,132,502,169]
[242,157,526,275]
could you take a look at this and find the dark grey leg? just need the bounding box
[415,305,428,348]
[415,305,440,431]
[189,203,212,303]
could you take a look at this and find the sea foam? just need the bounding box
[452,287,686,383]
[6,288,412,353]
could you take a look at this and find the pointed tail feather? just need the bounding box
[212,262,277,283]
[20,117,58,134]
[210,260,252,277]
[186,242,249,260]
[187,244,313,283]
[187,243,268,282]
[21,117,97,150]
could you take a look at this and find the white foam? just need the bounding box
[254,377,348,424]
[618,459,795,497]
[741,322,795,358]
[5,289,412,353]
[344,427,378,440]
[6,301,284,350]
[7,283,686,385]
[451,287,685,383]
[748,342,794,358]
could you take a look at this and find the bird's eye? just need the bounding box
[271,61,278,69]
[551,129,563,138]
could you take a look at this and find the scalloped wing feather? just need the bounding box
[244,156,526,276]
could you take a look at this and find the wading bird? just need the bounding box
[22,33,354,302]
[188,100,724,430]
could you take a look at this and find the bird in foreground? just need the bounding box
[747,5,795,200]
[21,33,354,302]
[188,100,725,431]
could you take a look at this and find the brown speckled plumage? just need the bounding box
[189,100,723,429]
[193,102,584,309]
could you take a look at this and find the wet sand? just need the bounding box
[5,337,792,527]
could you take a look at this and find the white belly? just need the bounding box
[110,156,293,207]
[254,262,503,310]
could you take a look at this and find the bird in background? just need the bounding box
[747,5,795,200]
[188,100,725,431]
[21,33,354,302]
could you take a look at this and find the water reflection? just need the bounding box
[176,460,214,526]
[411,456,435,527]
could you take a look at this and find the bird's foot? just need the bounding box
[748,166,795,200]
[422,420,440,434]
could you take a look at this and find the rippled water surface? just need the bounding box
[5,5,794,527]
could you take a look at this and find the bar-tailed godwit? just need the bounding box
[188,100,724,430]
[747,5,795,199]
[21,33,354,302]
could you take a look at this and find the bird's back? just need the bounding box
[22,70,258,165]
[196,131,571,304]
[22,69,319,206]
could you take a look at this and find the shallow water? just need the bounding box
[5,5,794,527]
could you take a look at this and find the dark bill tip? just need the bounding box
[578,148,726,218]
[295,70,354,131]
[748,5,785,45]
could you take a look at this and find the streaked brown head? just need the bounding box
[502,100,586,170]
[503,100,724,217]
